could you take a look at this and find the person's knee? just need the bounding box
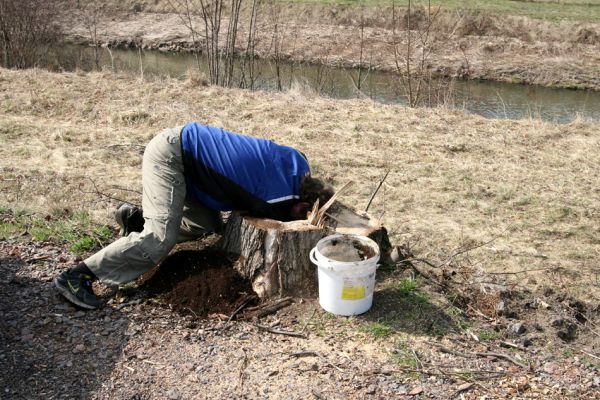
[136,231,177,264]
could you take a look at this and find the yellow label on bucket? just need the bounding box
[342,286,366,300]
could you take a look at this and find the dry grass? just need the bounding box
[1,67,599,301]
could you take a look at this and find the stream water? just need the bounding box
[48,45,600,124]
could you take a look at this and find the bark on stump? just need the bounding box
[218,203,390,299]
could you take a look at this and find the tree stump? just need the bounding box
[218,202,390,299]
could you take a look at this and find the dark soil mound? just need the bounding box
[139,249,256,317]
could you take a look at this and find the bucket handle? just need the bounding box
[309,247,318,265]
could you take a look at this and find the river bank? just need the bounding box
[61,4,600,90]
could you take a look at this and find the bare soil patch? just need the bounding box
[140,249,256,317]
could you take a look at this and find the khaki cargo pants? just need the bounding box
[85,127,222,285]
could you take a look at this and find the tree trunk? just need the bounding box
[219,202,390,299]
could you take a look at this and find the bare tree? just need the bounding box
[392,0,444,107]
[239,0,260,89]
[78,1,106,70]
[0,0,61,69]
[168,0,261,87]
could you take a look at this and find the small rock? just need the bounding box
[409,386,424,396]
[73,344,85,354]
[520,337,533,347]
[365,385,377,394]
[512,322,526,334]
[495,300,505,314]
[166,389,180,399]
[551,318,565,327]
[543,362,559,374]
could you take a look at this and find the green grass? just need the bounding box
[287,0,600,22]
[363,321,395,338]
[478,329,500,341]
[391,342,420,368]
[0,206,114,256]
[397,278,429,305]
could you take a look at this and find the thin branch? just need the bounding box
[83,177,140,206]
[475,352,530,370]
[488,267,557,275]
[255,324,307,339]
[365,170,390,212]
[290,350,344,372]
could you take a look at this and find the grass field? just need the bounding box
[294,0,600,21]
[1,67,599,302]
[98,0,600,22]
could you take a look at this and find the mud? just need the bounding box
[139,249,256,317]
[321,237,377,262]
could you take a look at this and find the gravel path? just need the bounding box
[1,239,598,399]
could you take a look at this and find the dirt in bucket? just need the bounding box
[139,249,257,317]
[322,238,377,262]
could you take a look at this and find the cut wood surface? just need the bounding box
[219,202,390,299]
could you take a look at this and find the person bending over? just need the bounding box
[54,122,332,310]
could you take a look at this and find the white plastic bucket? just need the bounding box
[310,234,380,316]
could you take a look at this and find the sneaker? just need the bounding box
[115,203,144,236]
[54,269,102,310]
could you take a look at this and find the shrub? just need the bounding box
[0,0,62,68]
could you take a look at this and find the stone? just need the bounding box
[409,386,424,396]
[512,322,526,334]
[73,344,85,354]
[543,362,559,374]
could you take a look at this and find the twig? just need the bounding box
[567,345,600,361]
[488,267,556,275]
[243,297,293,319]
[183,307,199,319]
[393,365,505,381]
[452,383,475,397]
[467,304,495,321]
[255,324,307,339]
[300,309,317,334]
[290,350,343,372]
[365,170,390,212]
[475,352,529,370]
[307,181,352,227]
[141,359,164,366]
[433,344,472,358]
[26,255,51,263]
[437,232,508,269]
[83,177,140,206]
[238,348,248,390]
[227,295,256,322]
[411,347,423,369]
[500,341,526,351]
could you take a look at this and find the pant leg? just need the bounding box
[176,199,223,243]
[85,127,186,285]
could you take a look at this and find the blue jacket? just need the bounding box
[180,122,310,220]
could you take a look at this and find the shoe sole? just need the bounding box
[53,277,99,310]
[115,207,127,237]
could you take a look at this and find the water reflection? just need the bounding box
[46,44,600,124]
